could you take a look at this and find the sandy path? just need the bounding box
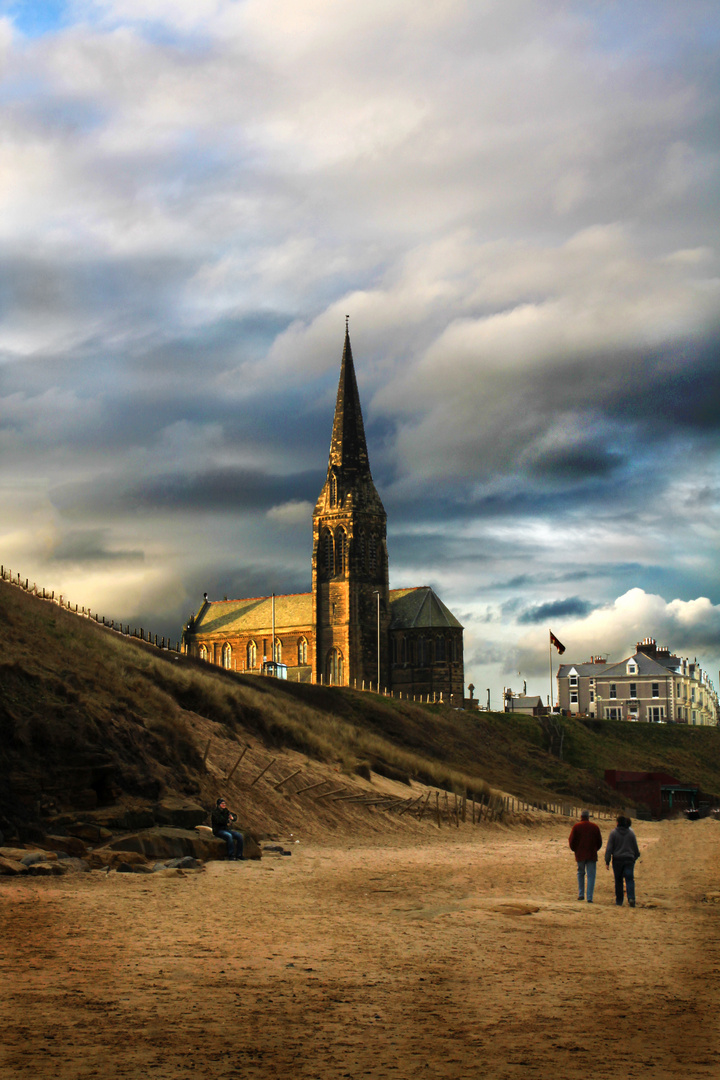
[2,818,720,1079]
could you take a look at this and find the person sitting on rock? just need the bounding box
[210,798,244,861]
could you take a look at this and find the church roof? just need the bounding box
[388,587,464,630]
[328,326,371,475]
[191,593,312,637]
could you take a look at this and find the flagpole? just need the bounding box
[549,632,553,712]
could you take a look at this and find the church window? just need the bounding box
[400,637,408,664]
[274,638,282,663]
[324,531,334,576]
[199,644,208,662]
[298,637,307,665]
[326,648,344,686]
[417,636,426,666]
[247,640,257,669]
[335,529,346,575]
[329,473,338,506]
[222,643,232,669]
[391,637,397,664]
[435,637,446,663]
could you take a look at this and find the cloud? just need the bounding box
[517,597,597,624]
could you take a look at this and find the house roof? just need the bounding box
[600,652,678,678]
[557,663,609,677]
[190,593,312,638]
[389,587,463,630]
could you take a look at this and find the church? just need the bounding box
[182,326,465,702]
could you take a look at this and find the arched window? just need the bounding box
[435,636,446,663]
[222,643,232,669]
[400,637,408,664]
[297,637,307,665]
[326,648,344,686]
[417,636,426,666]
[199,644,208,662]
[273,638,282,663]
[335,529,346,575]
[247,640,257,669]
[391,636,398,664]
[324,530,334,576]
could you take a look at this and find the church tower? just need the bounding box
[312,324,390,687]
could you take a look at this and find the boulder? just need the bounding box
[40,835,88,858]
[63,822,113,843]
[27,861,68,876]
[0,855,28,876]
[57,856,91,873]
[21,851,58,866]
[154,797,207,830]
[87,849,147,869]
[97,827,224,861]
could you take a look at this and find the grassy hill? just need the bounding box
[2,577,720,840]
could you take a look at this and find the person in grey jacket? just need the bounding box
[605,815,640,906]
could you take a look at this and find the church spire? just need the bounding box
[328,320,371,475]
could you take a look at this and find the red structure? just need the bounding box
[604,770,699,818]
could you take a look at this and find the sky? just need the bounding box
[1,0,719,708]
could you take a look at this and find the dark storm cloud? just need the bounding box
[50,529,144,563]
[516,597,598,624]
[50,465,322,517]
[527,444,624,481]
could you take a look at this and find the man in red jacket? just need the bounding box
[568,810,602,903]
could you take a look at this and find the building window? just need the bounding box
[369,534,377,572]
[247,640,257,669]
[652,683,659,698]
[329,473,338,506]
[417,637,426,666]
[222,643,232,669]
[335,529,346,575]
[609,684,616,699]
[569,674,578,687]
[435,637,446,663]
[326,648,343,686]
[678,705,683,720]
[649,707,665,723]
[199,644,208,662]
[358,531,366,570]
[605,707,621,720]
[630,683,637,699]
[297,637,307,665]
[400,637,408,664]
[589,690,594,703]
[570,691,578,704]
[324,531,334,576]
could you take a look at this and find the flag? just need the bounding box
[550,630,566,654]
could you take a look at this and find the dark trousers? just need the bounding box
[216,829,244,859]
[612,859,635,905]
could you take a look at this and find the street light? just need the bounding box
[373,590,380,692]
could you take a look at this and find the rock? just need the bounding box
[57,856,91,872]
[40,835,88,858]
[98,827,225,861]
[0,846,33,862]
[21,851,59,866]
[87,849,147,869]
[63,822,113,843]
[165,856,203,870]
[0,855,28,876]
[27,861,68,876]
[115,863,136,873]
[154,797,207,830]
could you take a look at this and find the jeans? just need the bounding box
[216,829,244,859]
[576,860,597,901]
[612,859,635,905]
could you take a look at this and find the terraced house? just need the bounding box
[557,637,718,725]
[182,327,465,703]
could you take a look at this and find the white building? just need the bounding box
[557,638,718,726]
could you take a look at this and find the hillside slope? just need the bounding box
[1,578,719,842]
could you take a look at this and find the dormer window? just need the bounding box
[627,661,637,675]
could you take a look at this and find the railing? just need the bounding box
[0,565,182,654]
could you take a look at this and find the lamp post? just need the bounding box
[373,590,380,692]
